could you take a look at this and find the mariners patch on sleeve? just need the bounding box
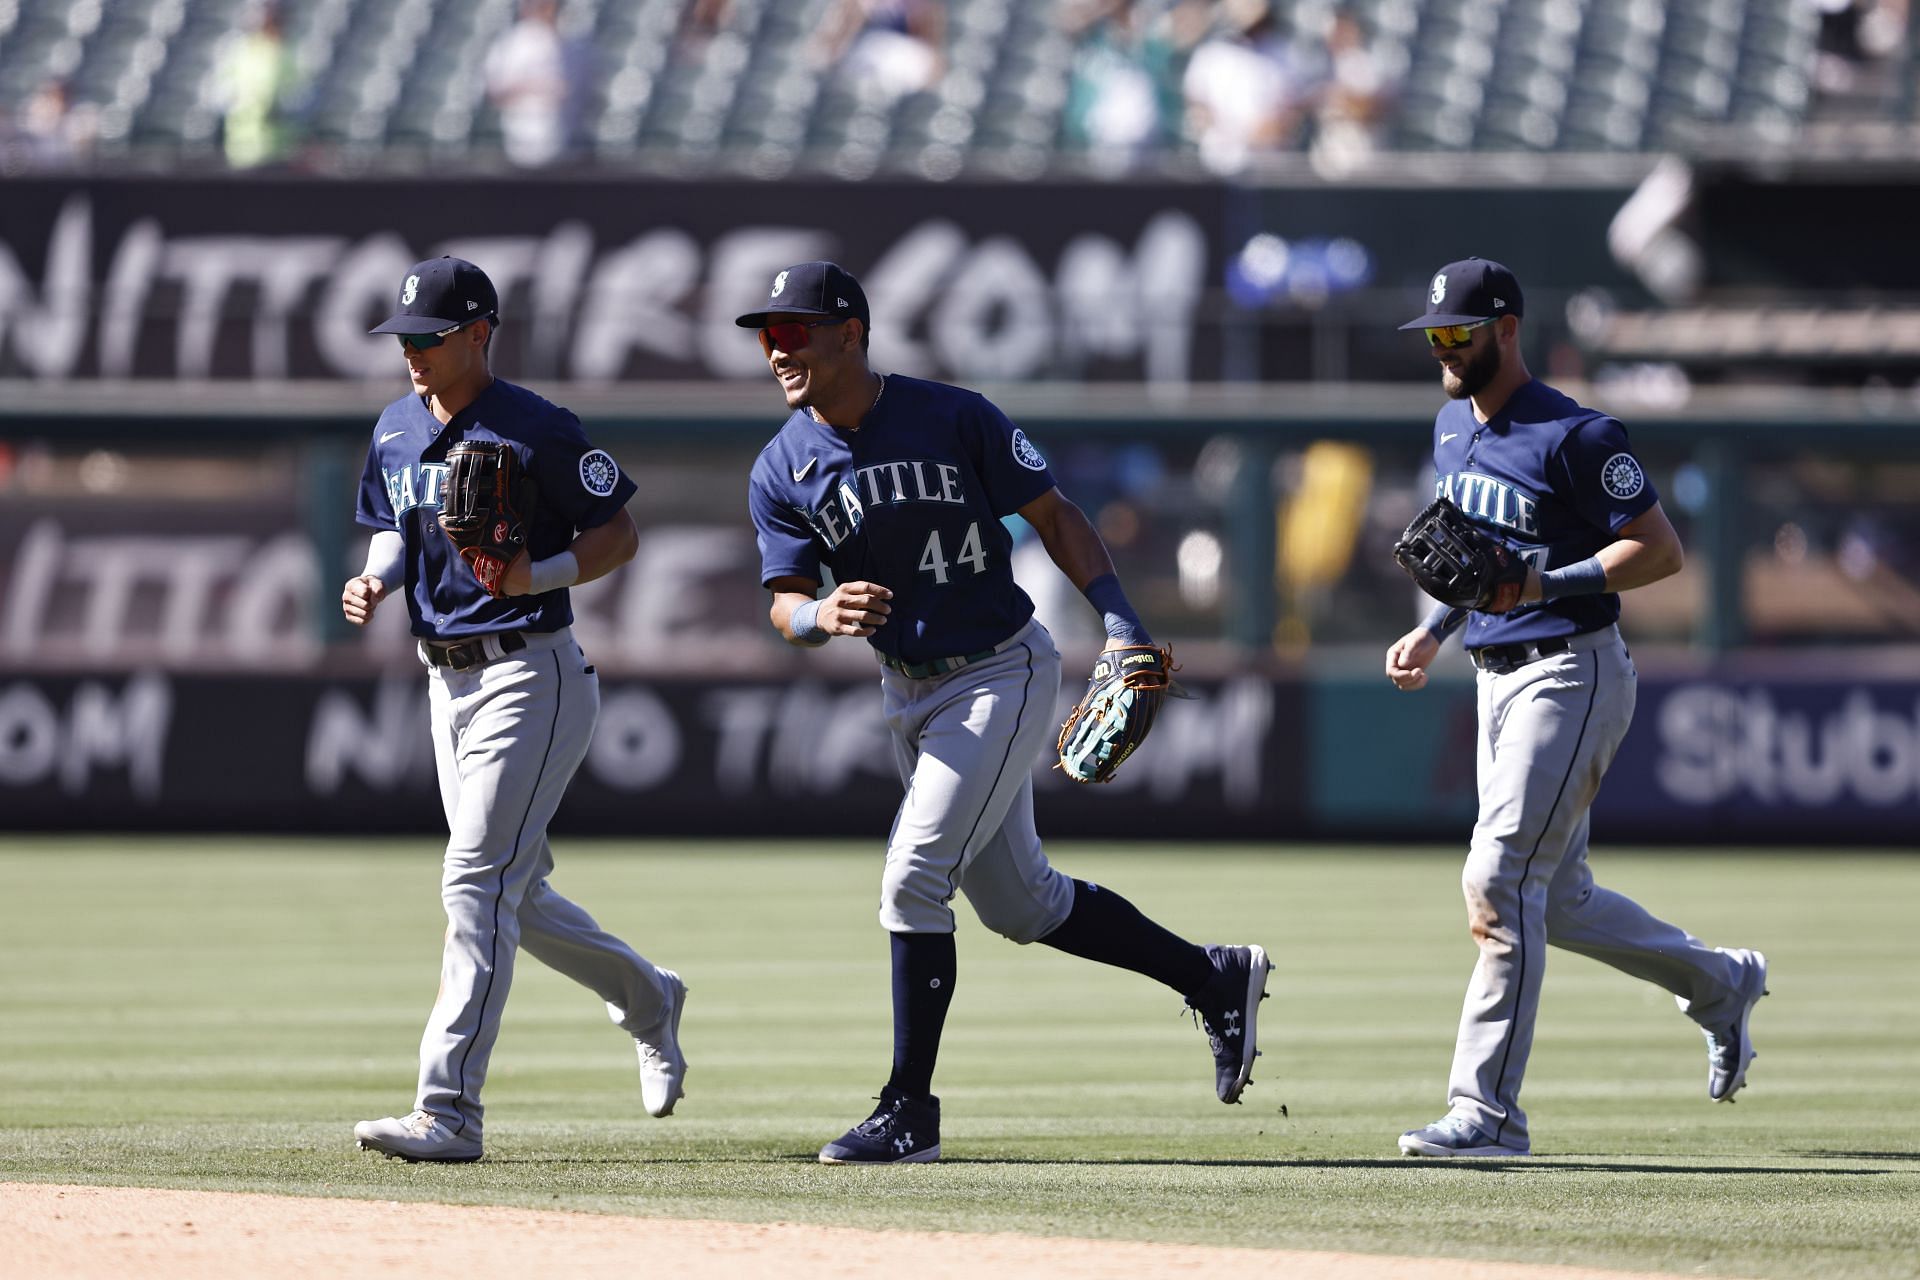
[579,449,620,497]
[1600,453,1645,501]
[1011,429,1048,472]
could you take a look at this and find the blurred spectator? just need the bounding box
[219,4,299,168]
[677,0,733,57]
[486,0,595,167]
[9,78,99,170]
[1308,7,1398,170]
[1810,0,1909,109]
[813,0,947,106]
[1180,0,1312,173]
[1061,0,1176,170]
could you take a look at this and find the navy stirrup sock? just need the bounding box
[886,931,956,1099]
[1039,879,1213,995]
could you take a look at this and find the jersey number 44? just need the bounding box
[918,522,988,584]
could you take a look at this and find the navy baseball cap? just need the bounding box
[734,261,870,331]
[369,256,499,335]
[1398,258,1524,329]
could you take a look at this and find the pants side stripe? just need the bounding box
[932,640,1038,931]
[1487,650,1600,1147]
[447,651,563,1132]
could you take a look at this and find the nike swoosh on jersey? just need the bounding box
[792,458,817,482]
[380,430,407,444]
[1440,432,1459,444]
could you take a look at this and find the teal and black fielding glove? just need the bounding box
[1056,644,1175,784]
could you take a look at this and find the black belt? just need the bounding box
[878,647,997,680]
[423,630,526,671]
[1468,636,1571,675]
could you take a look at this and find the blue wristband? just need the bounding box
[789,597,830,647]
[1540,556,1607,600]
[1082,572,1150,645]
[1420,601,1467,641]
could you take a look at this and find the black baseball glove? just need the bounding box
[1056,644,1176,784]
[438,440,536,598]
[1392,496,1528,613]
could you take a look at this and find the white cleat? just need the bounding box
[612,969,689,1118]
[353,1110,482,1163]
[1690,947,1769,1102]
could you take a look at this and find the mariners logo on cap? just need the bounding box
[1011,429,1048,472]
[403,274,420,305]
[771,270,788,298]
[1430,273,1447,305]
[1601,453,1645,500]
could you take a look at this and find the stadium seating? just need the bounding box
[0,0,1867,168]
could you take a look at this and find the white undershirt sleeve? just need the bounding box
[360,529,405,585]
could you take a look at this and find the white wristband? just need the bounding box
[361,529,405,585]
[526,551,580,595]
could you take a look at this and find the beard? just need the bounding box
[1440,340,1502,400]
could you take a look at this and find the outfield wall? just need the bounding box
[0,173,1640,387]
[4,669,1913,844]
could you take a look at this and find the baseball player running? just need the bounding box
[1384,257,1769,1158]
[739,261,1273,1164]
[343,256,687,1162]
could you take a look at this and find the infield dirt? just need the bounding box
[7,1182,1742,1280]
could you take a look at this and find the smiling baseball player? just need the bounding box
[343,256,688,1162]
[1384,257,1769,1159]
[740,261,1273,1165]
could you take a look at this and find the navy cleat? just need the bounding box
[1398,1115,1530,1158]
[818,1087,941,1164]
[1185,944,1273,1103]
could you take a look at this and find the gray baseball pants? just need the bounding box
[414,627,671,1140]
[1447,626,1752,1148]
[877,618,1077,941]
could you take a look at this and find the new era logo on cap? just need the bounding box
[1398,257,1524,330]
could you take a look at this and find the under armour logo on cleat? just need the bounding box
[1224,1011,1241,1038]
[893,1133,913,1153]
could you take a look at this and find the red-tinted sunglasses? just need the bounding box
[757,318,842,356]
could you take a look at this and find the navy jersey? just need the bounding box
[748,375,1057,664]
[354,379,637,641]
[1431,378,1658,646]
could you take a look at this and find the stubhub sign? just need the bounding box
[1600,678,1920,838]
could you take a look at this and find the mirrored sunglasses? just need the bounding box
[398,317,487,351]
[1423,317,1496,349]
[758,318,842,356]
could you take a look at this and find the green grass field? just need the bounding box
[2,839,1916,1279]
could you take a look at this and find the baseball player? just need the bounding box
[739,261,1273,1165]
[343,256,687,1162]
[1383,257,1769,1158]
